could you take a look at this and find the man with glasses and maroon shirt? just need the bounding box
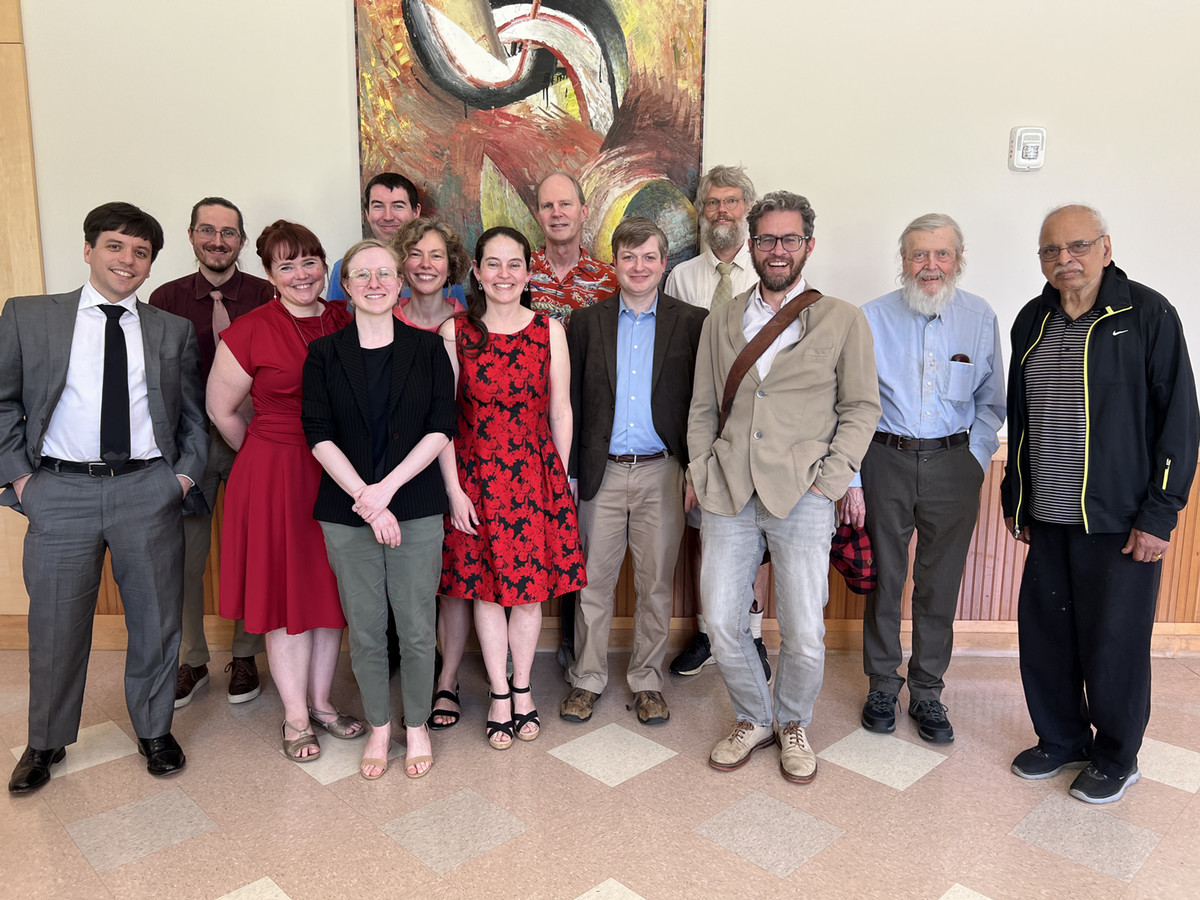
[150,197,272,708]
[689,191,879,784]
[1002,204,1198,804]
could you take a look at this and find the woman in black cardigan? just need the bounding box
[301,239,457,780]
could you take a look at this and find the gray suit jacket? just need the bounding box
[0,289,208,513]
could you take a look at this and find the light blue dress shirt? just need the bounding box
[861,288,1006,472]
[609,294,667,456]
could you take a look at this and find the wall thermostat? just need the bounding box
[1009,126,1045,172]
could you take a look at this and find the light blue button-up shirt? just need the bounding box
[861,288,1006,472]
[609,293,667,456]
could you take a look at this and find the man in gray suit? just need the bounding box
[1,202,208,793]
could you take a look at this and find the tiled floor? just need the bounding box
[3,647,1199,899]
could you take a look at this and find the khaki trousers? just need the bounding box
[570,456,684,694]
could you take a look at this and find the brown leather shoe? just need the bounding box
[225,657,261,704]
[634,690,670,725]
[174,664,209,709]
[559,687,599,722]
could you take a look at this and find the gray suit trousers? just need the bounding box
[23,460,185,747]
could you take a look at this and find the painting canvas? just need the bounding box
[354,0,706,267]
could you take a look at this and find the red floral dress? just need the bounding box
[440,314,586,605]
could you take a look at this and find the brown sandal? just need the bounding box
[281,720,321,762]
[308,706,365,740]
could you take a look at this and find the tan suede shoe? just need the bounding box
[776,722,817,783]
[709,721,774,771]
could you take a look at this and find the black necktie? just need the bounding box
[99,304,131,467]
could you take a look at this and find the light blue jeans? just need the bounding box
[700,491,835,727]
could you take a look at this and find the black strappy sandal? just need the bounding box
[428,685,461,730]
[486,689,514,750]
[509,680,540,742]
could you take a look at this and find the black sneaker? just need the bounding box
[1069,764,1140,804]
[908,699,954,743]
[754,638,772,683]
[1010,745,1091,780]
[670,632,715,676]
[861,690,898,733]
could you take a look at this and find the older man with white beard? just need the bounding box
[849,213,1005,743]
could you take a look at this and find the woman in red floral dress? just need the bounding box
[438,226,586,750]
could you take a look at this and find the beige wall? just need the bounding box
[702,0,1200,341]
[20,0,1200,343]
[20,0,363,294]
[6,0,1200,615]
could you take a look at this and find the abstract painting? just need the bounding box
[354,0,706,266]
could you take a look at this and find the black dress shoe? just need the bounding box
[9,746,65,793]
[137,734,186,776]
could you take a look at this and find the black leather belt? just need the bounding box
[41,456,161,477]
[872,432,969,452]
[607,450,670,465]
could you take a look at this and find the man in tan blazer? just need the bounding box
[688,190,880,784]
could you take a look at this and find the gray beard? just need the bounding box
[701,217,748,254]
[901,272,957,317]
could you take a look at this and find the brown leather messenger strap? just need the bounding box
[717,288,822,436]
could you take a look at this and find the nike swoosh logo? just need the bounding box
[1113,330,1128,336]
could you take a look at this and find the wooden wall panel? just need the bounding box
[0,0,21,43]
[0,1,45,616]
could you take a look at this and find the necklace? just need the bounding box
[282,301,328,349]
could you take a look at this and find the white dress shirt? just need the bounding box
[743,277,808,378]
[664,244,757,310]
[42,281,161,462]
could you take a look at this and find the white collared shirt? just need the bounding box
[664,244,756,310]
[42,281,161,462]
[743,277,808,378]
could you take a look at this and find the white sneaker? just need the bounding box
[709,720,775,771]
[777,722,817,783]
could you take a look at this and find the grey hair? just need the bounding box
[695,164,757,207]
[746,191,816,238]
[899,213,965,274]
[1042,203,1108,236]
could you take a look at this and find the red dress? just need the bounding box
[440,314,587,605]
[219,299,352,633]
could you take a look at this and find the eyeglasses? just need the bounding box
[1038,235,1105,262]
[703,197,744,210]
[347,267,399,284]
[192,225,241,241]
[753,233,809,252]
[906,249,956,264]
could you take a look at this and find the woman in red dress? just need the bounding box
[438,226,586,749]
[208,220,363,762]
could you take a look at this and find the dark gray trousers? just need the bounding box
[861,441,984,701]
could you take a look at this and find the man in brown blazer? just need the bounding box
[560,218,706,726]
[688,191,880,784]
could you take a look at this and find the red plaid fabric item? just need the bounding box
[829,522,877,594]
